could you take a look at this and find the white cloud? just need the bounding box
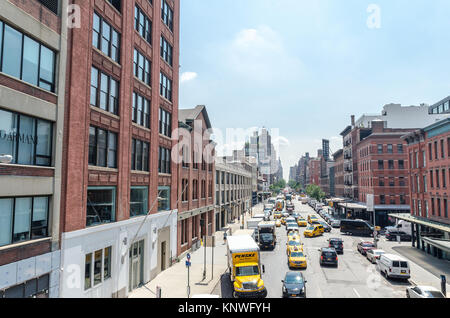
[180,72,198,83]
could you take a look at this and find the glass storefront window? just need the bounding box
[130,186,148,217]
[86,187,116,227]
[13,197,32,243]
[0,108,52,167]
[158,186,170,211]
[94,250,102,286]
[0,198,13,246]
[85,254,92,290]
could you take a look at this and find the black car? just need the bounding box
[319,248,338,267]
[327,238,344,254]
[282,271,307,298]
[318,221,332,233]
[385,229,412,241]
[259,233,275,250]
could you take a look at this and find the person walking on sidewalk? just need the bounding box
[223,231,228,245]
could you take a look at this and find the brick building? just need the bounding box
[309,158,321,186]
[400,117,450,260]
[177,105,215,256]
[333,149,344,198]
[356,120,414,227]
[59,0,180,298]
[0,0,67,298]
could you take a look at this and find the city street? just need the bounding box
[214,198,448,298]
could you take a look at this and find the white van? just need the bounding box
[378,254,410,280]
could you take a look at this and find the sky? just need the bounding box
[178,0,450,180]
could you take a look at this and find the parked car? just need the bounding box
[318,221,332,233]
[378,254,410,280]
[385,229,412,241]
[319,247,338,267]
[282,271,307,298]
[366,249,386,264]
[406,286,446,298]
[328,238,344,254]
[357,242,376,255]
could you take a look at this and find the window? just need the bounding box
[400,195,406,205]
[181,179,189,202]
[437,198,441,217]
[133,49,151,85]
[0,108,53,167]
[93,13,120,63]
[181,219,188,245]
[158,146,171,174]
[423,175,427,192]
[192,179,198,200]
[379,177,384,187]
[182,145,190,168]
[84,246,112,291]
[134,6,152,44]
[399,160,404,169]
[441,140,445,159]
[387,144,393,154]
[435,142,438,160]
[0,22,56,92]
[389,178,395,187]
[0,196,49,247]
[89,126,117,168]
[388,160,394,170]
[90,67,119,115]
[431,198,435,215]
[161,0,174,31]
[378,160,384,170]
[132,92,150,128]
[201,180,206,198]
[444,199,448,218]
[430,170,434,188]
[428,143,432,161]
[397,144,403,153]
[160,36,173,66]
[377,144,383,154]
[130,187,148,217]
[159,108,172,137]
[423,151,426,168]
[443,169,447,188]
[415,152,419,169]
[131,139,149,172]
[436,170,440,188]
[159,72,172,101]
[380,195,385,205]
[86,187,116,227]
[158,186,170,211]
[106,0,121,12]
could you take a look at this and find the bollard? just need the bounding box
[156,286,162,298]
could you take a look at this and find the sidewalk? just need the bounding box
[378,240,450,297]
[129,204,264,298]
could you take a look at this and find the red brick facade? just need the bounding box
[61,0,180,233]
[404,119,450,225]
[357,121,414,206]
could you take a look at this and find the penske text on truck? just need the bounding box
[227,235,267,298]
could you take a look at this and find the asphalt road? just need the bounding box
[215,199,412,298]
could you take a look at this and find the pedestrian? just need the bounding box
[223,231,227,245]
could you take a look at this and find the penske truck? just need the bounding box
[227,235,267,298]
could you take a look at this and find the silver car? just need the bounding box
[331,220,341,228]
[406,286,445,298]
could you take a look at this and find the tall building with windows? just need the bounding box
[177,105,215,257]
[59,0,180,298]
[0,0,67,298]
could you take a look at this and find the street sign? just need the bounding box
[185,260,191,267]
[187,253,191,260]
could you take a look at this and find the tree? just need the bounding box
[306,184,325,201]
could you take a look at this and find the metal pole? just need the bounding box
[187,265,190,298]
[203,235,207,280]
[212,237,214,280]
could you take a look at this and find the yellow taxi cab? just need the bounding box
[275,219,281,227]
[304,224,324,238]
[287,247,307,269]
[287,232,301,242]
[286,240,304,254]
[307,214,320,225]
[274,212,282,219]
[281,217,287,225]
[297,218,307,227]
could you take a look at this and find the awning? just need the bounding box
[375,205,411,211]
[389,213,450,234]
[326,198,346,203]
[339,202,367,210]
[422,237,450,253]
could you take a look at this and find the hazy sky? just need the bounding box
[178,0,450,180]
